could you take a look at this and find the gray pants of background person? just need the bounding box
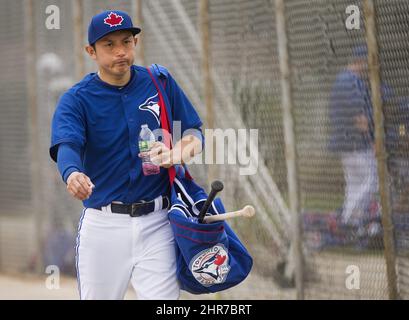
[341,149,378,225]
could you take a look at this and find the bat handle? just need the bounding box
[198,180,224,223]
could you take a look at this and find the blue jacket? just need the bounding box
[328,70,374,153]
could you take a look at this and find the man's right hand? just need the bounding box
[66,172,95,201]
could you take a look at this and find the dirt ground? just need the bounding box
[0,271,294,300]
[2,250,402,300]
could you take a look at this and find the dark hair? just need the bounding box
[91,44,96,52]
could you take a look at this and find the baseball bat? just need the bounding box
[203,205,256,223]
[198,180,224,223]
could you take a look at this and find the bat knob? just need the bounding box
[211,180,224,192]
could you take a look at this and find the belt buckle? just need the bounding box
[130,201,145,217]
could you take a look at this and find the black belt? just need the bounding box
[98,196,169,217]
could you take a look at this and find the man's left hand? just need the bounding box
[138,135,202,168]
[139,141,178,168]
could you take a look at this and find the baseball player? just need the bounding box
[49,10,204,300]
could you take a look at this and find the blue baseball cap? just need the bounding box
[88,10,141,45]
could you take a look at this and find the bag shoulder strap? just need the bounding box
[147,65,194,184]
[150,63,169,87]
[146,66,176,185]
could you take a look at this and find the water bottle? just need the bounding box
[138,124,160,176]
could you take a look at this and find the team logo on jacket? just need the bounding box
[138,93,160,125]
[189,244,230,287]
[104,12,124,27]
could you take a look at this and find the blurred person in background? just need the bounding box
[328,45,379,230]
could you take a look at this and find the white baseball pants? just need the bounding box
[341,149,378,225]
[75,206,180,300]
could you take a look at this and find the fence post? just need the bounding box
[132,0,145,66]
[275,0,304,299]
[363,0,399,300]
[199,0,217,185]
[25,0,43,274]
[73,0,85,80]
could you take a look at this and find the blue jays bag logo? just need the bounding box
[138,93,160,125]
[189,244,231,287]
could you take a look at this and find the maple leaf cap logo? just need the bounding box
[104,12,124,27]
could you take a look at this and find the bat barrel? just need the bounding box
[203,205,256,223]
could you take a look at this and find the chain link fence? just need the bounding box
[0,0,409,299]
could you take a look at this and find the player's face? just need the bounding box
[90,30,137,76]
